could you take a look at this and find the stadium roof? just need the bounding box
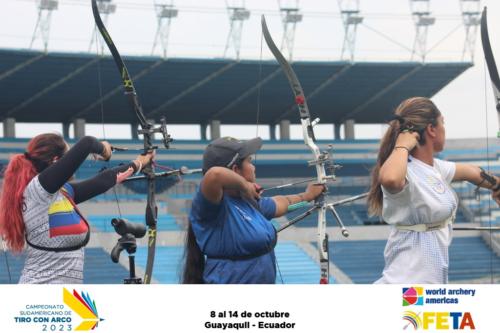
[0,49,471,125]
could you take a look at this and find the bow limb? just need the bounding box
[481,7,500,138]
[479,6,499,283]
[261,15,331,284]
[91,0,148,131]
[91,0,172,284]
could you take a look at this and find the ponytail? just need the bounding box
[0,133,66,252]
[0,154,36,252]
[367,122,401,216]
[367,97,441,216]
[181,223,205,284]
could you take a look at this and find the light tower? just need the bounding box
[223,1,251,60]
[278,0,303,61]
[151,1,178,58]
[30,0,59,52]
[89,0,117,54]
[337,0,363,62]
[410,0,435,62]
[459,0,481,62]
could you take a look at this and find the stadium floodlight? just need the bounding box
[229,7,251,21]
[39,0,58,10]
[416,15,435,26]
[338,1,364,62]
[157,5,178,18]
[97,0,116,15]
[342,9,364,25]
[89,0,117,54]
[282,8,303,23]
[224,2,251,60]
[278,1,303,61]
[462,12,481,26]
[30,0,59,52]
[346,15,363,25]
[152,3,179,58]
[409,0,435,62]
[460,0,481,62]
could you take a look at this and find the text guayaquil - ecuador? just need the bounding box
[205,322,296,329]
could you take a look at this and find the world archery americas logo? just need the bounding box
[63,288,103,330]
[403,287,424,306]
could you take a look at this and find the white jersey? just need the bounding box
[375,156,457,284]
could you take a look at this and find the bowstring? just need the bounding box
[257,25,284,284]
[94,26,123,219]
[255,30,262,141]
[483,60,494,283]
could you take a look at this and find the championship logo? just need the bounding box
[63,288,103,330]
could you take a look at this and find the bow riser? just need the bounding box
[301,120,328,182]
[300,108,330,285]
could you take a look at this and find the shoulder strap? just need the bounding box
[25,231,89,252]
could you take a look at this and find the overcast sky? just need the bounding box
[1,0,499,141]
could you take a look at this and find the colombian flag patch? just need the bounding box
[48,191,88,238]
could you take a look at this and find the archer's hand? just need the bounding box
[133,151,155,172]
[116,167,134,184]
[241,182,261,202]
[395,131,420,151]
[303,183,326,202]
[93,141,112,161]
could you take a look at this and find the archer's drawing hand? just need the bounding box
[241,182,261,202]
[395,131,420,151]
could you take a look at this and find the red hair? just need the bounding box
[0,133,66,252]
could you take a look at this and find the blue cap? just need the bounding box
[202,137,262,174]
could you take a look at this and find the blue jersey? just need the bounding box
[190,187,277,284]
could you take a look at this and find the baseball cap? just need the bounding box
[202,137,263,174]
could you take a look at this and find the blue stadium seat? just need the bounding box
[84,248,131,283]
[134,241,325,284]
[325,236,500,284]
[0,251,24,284]
[135,246,184,284]
[274,241,325,284]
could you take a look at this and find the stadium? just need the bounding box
[1,0,500,285]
